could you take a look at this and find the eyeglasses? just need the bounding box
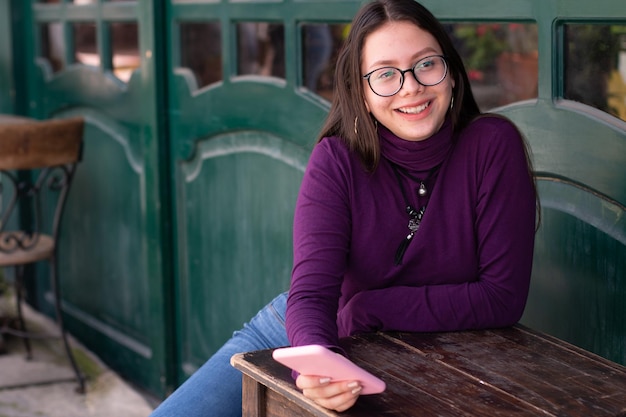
[363,55,448,97]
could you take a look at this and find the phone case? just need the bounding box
[272,344,386,395]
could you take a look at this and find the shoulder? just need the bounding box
[315,135,350,155]
[457,114,526,156]
[310,136,360,169]
[462,114,522,142]
[450,114,531,180]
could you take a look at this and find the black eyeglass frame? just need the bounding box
[362,55,449,97]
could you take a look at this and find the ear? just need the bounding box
[364,99,370,113]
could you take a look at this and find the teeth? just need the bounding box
[399,101,430,114]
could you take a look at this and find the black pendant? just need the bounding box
[395,205,426,265]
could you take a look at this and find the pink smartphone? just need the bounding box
[272,344,386,395]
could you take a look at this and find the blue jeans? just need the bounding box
[150,292,290,417]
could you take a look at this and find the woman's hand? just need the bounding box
[295,374,362,412]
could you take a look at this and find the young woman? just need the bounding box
[150,0,537,415]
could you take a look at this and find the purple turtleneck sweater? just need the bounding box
[285,116,536,352]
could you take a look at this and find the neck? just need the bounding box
[379,118,454,172]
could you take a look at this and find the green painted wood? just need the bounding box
[0,1,15,114]
[13,0,172,397]
[498,100,626,206]
[165,1,626,391]
[168,74,326,383]
[524,178,625,365]
[512,103,626,366]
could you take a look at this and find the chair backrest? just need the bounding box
[0,117,84,258]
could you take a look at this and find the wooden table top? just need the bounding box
[231,325,626,416]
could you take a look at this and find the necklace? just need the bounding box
[391,162,442,265]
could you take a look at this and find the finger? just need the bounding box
[302,380,362,411]
[295,374,331,390]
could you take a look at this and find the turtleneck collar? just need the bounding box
[379,118,454,173]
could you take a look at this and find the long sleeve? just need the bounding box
[286,116,536,347]
[286,139,353,350]
[337,118,536,335]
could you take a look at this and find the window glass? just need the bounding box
[111,22,140,82]
[74,22,98,69]
[448,22,538,111]
[564,24,626,122]
[237,22,284,79]
[301,23,349,100]
[180,22,222,88]
[296,21,537,109]
[40,22,65,72]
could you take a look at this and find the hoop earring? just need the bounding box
[354,116,359,135]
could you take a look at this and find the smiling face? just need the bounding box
[362,21,455,142]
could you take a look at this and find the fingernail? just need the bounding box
[319,377,331,384]
[347,381,359,388]
[351,386,363,395]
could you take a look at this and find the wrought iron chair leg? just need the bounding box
[50,256,86,394]
[14,264,33,359]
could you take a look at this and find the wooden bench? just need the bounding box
[231,325,626,416]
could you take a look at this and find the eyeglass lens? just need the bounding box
[366,55,447,97]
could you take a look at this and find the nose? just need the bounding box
[400,70,424,94]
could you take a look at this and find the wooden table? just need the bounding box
[231,325,626,416]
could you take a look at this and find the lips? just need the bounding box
[397,100,431,114]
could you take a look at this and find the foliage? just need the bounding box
[454,24,508,72]
[452,23,538,75]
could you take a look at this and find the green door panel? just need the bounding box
[26,62,168,394]
[498,100,626,365]
[170,73,328,157]
[522,179,626,365]
[170,73,321,380]
[0,0,15,113]
[176,131,308,376]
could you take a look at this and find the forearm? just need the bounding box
[337,276,530,336]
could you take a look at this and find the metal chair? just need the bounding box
[0,116,85,393]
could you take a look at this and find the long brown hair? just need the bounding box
[317,0,540,226]
[317,0,481,171]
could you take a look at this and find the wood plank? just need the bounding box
[374,327,626,416]
[234,340,549,416]
[341,334,548,416]
[241,375,265,417]
[233,327,626,416]
[0,117,83,170]
[233,350,337,417]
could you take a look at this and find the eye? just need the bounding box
[373,67,399,81]
[415,57,437,72]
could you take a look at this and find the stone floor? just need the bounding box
[0,294,156,417]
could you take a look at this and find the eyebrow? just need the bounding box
[366,47,440,70]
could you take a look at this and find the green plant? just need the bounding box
[452,23,538,77]
[454,24,508,73]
